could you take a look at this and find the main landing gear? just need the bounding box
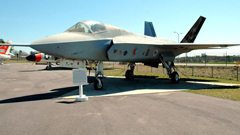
[87,61,104,90]
[124,61,179,83]
[170,71,179,83]
[125,62,136,80]
[160,57,179,83]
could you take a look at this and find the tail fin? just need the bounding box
[144,21,157,37]
[0,41,12,54]
[181,16,206,43]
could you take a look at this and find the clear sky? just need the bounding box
[1,0,240,56]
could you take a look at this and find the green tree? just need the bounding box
[0,38,5,43]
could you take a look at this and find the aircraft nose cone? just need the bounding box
[26,54,36,61]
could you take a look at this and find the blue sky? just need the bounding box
[1,0,240,56]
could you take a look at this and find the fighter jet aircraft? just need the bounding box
[26,53,59,69]
[1,16,240,90]
[0,41,13,65]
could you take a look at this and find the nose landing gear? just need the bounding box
[94,79,103,90]
[87,61,104,90]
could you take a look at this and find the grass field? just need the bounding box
[184,88,240,101]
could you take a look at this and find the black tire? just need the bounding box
[45,66,50,70]
[94,79,103,90]
[125,70,134,80]
[171,72,179,83]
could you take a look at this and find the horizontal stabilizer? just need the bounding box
[181,16,206,43]
[144,21,157,37]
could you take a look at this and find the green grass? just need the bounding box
[184,88,240,101]
[176,62,236,64]
[104,68,126,76]
[179,76,240,84]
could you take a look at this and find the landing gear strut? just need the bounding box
[125,62,135,80]
[45,62,52,70]
[87,61,104,90]
[160,57,179,83]
[0,59,3,65]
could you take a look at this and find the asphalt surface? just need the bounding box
[0,63,240,135]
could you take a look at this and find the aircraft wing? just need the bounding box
[0,43,31,47]
[112,42,240,57]
[108,36,240,62]
[112,35,240,50]
[164,43,240,51]
[116,42,240,49]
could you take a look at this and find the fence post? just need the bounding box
[192,66,194,76]
[211,66,213,78]
[151,67,152,73]
[237,67,239,81]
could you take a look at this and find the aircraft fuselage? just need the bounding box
[31,22,176,62]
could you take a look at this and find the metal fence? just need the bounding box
[176,66,239,81]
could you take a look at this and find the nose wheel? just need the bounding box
[94,79,103,90]
[87,60,104,90]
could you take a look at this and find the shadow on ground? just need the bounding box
[61,76,232,98]
[19,67,72,72]
[0,86,78,104]
[0,76,232,104]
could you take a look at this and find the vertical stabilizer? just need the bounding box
[144,21,157,37]
[0,41,12,54]
[181,16,206,43]
[0,46,11,54]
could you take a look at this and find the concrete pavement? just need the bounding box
[0,63,240,135]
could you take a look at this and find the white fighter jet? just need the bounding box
[26,53,59,69]
[2,16,240,90]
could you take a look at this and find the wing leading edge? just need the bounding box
[0,43,31,47]
[113,42,240,50]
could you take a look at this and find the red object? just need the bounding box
[133,49,136,55]
[0,46,9,54]
[35,54,42,62]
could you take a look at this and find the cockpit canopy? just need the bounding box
[66,21,106,33]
